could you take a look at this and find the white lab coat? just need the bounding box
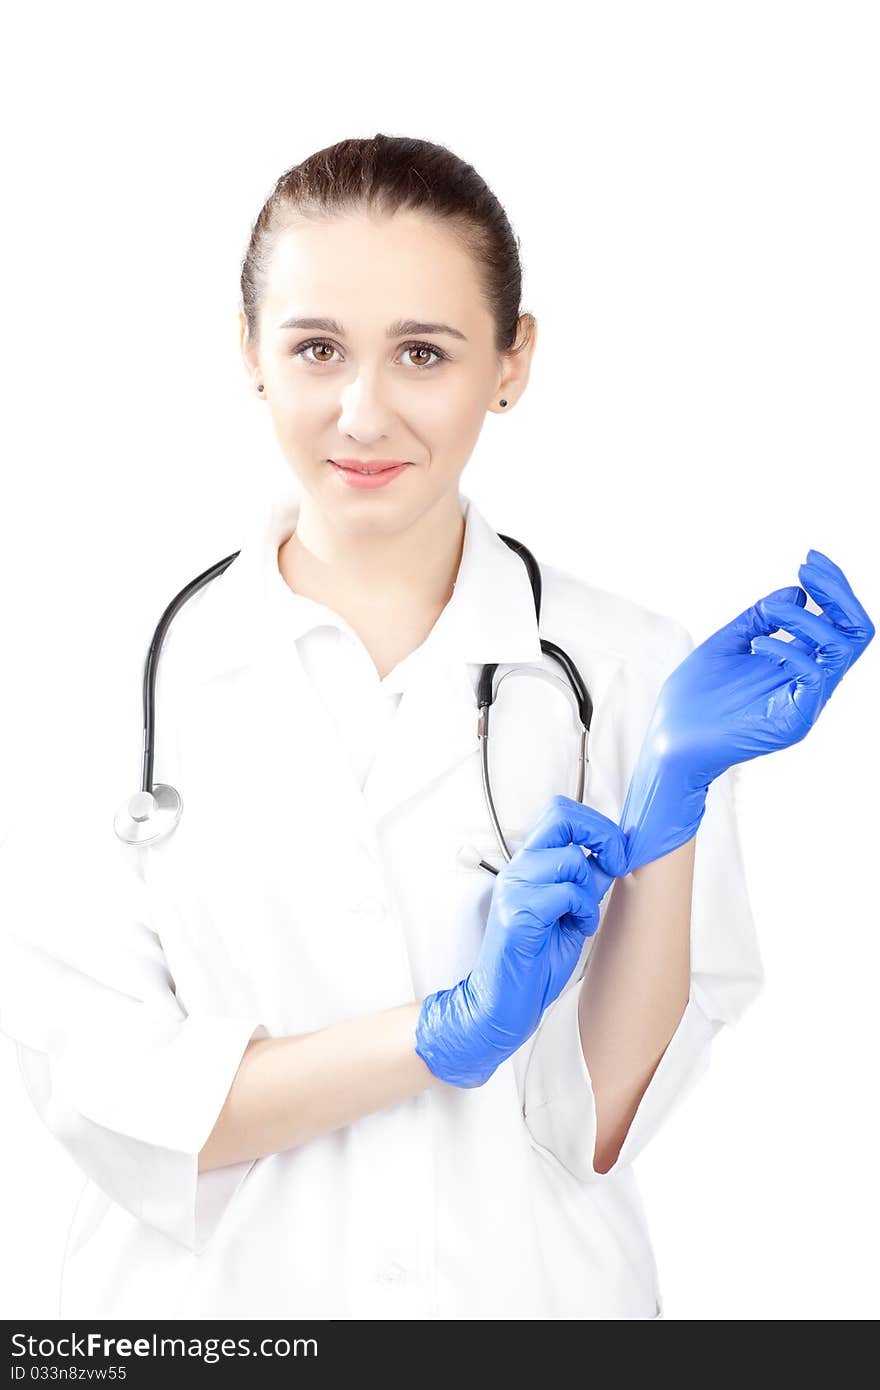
[0,488,764,1320]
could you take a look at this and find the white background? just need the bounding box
[1,0,877,1321]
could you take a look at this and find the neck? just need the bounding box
[278,489,467,618]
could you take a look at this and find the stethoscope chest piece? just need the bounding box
[114,783,182,846]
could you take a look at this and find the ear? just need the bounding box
[493,313,538,412]
[239,302,258,378]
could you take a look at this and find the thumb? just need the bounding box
[521,796,628,879]
[701,584,807,656]
[587,859,615,902]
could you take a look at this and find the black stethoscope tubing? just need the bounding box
[115,534,593,872]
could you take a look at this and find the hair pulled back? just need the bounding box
[240,133,531,360]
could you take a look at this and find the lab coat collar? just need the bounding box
[185,485,545,685]
[176,486,548,827]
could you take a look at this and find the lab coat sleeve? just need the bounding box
[519,621,765,1183]
[0,816,270,1255]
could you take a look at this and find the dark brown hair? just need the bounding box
[239,133,533,360]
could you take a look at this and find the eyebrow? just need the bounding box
[276,315,468,342]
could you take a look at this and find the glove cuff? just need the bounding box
[620,745,710,874]
[415,979,503,1089]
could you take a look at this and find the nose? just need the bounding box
[337,365,396,438]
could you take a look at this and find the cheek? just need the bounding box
[270,387,324,433]
[416,379,488,445]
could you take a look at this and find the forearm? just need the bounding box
[199,1000,440,1172]
[578,834,696,1172]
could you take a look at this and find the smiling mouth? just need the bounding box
[329,460,411,474]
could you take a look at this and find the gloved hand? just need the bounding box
[620,548,875,873]
[415,797,627,1088]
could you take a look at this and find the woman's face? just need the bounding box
[240,208,535,537]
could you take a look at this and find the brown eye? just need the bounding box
[293,341,338,364]
[292,337,448,371]
[400,341,447,370]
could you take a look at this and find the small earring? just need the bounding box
[499,399,507,407]
[257,384,264,393]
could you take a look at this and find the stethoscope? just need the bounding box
[113,534,594,876]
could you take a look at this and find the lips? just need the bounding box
[329,459,410,474]
[328,460,411,491]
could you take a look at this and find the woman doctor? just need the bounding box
[0,133,873,1322]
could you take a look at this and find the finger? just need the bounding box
[500,878,598,932]
[511,849,614,905]
[798,557,875,640]
[766,583,808,608]
[754,588,815,657]
[805,548,857,587]
[701,585,807,655]
[756,598,856,657]
[509,843,596,887]
[534,880,601,935]
[521,796,628,877]
[750,635,825,721]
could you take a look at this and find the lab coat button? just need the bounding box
[376,1260,407,1284]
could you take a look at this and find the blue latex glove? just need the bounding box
[620,548,875,873]
[415,798,627,1088]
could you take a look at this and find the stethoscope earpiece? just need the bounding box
[114,783,183,846]
[456,842,500,875]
